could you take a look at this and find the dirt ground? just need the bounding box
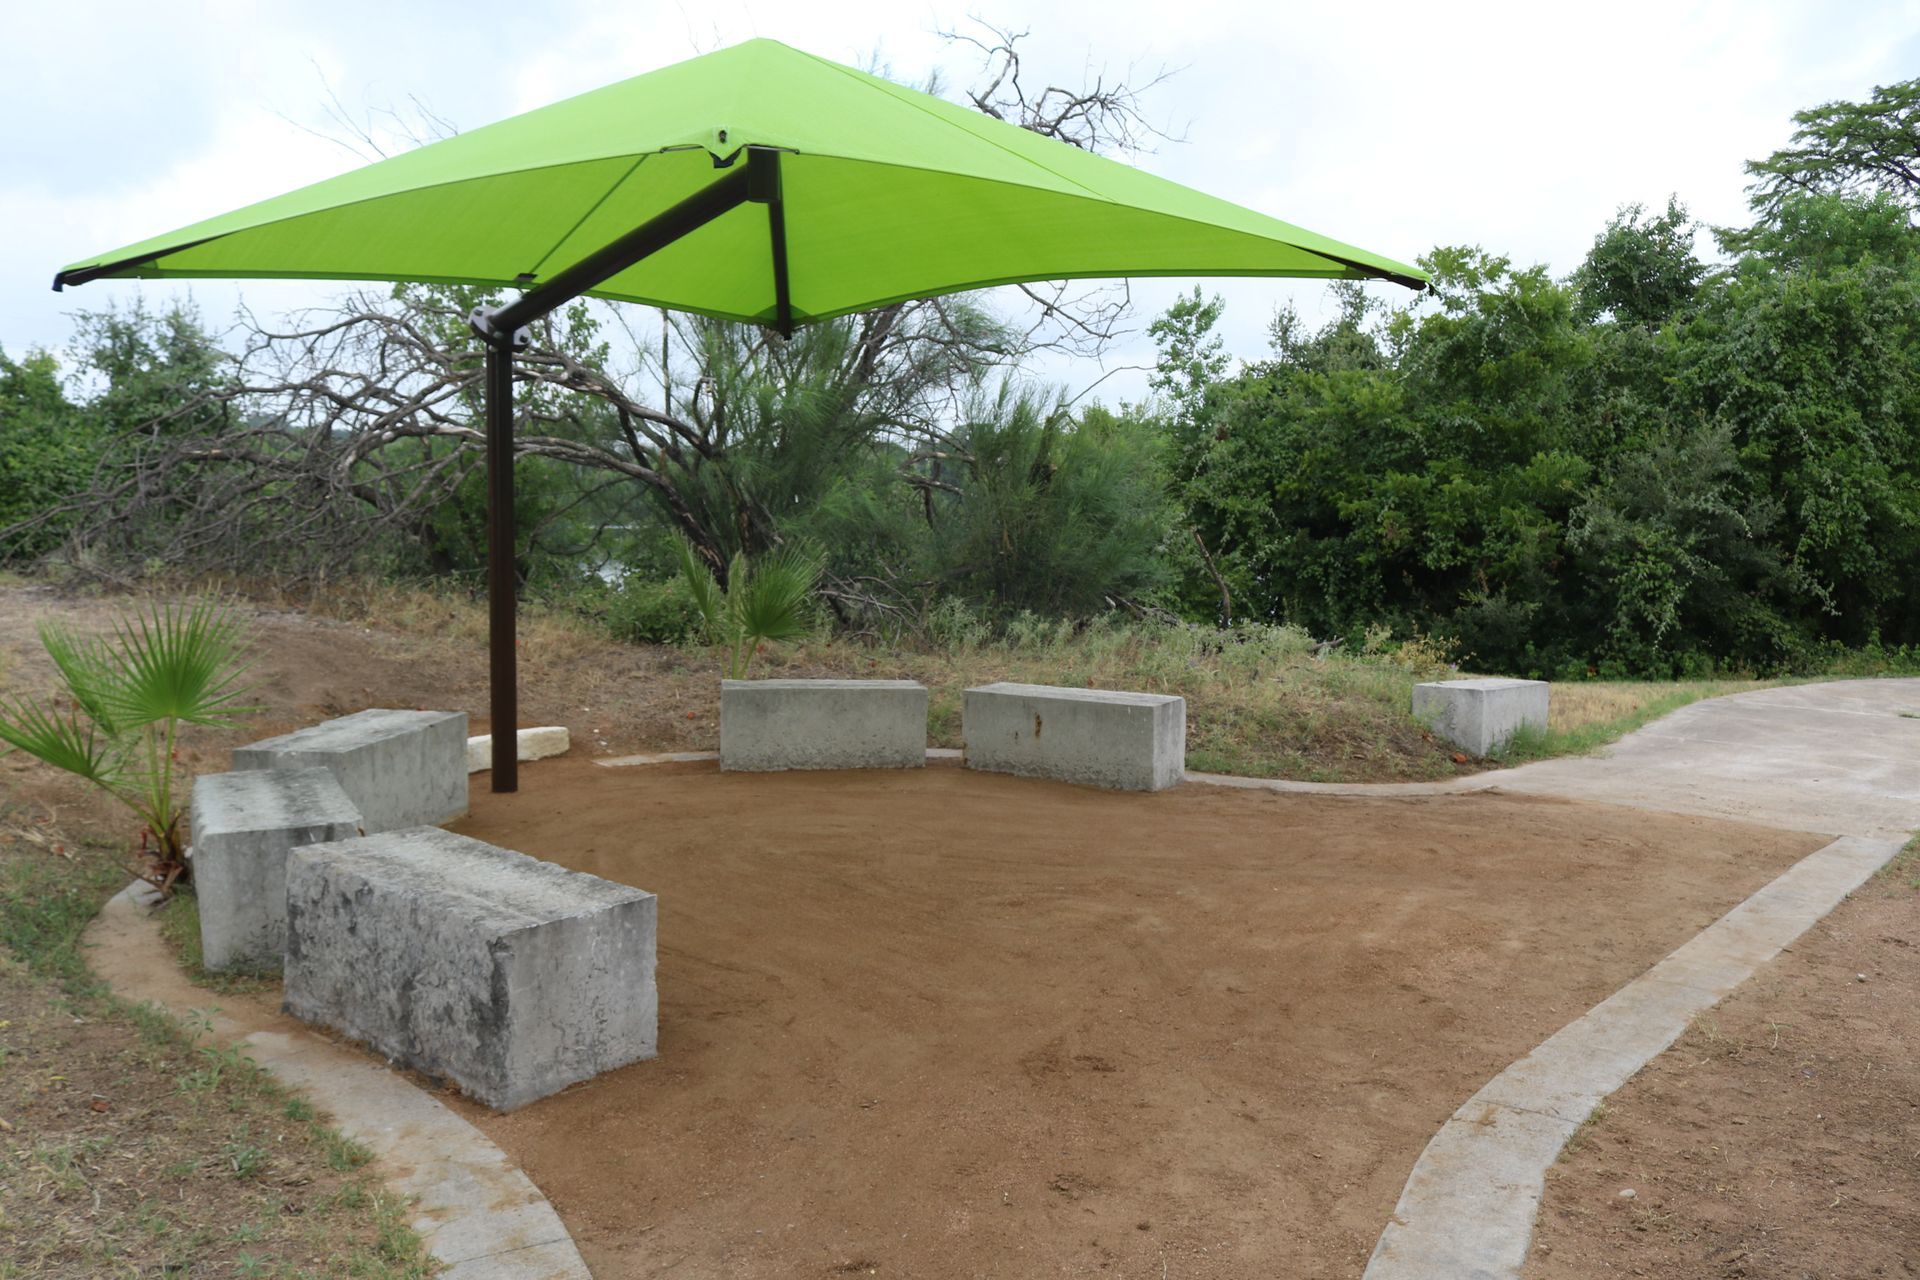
[1526,856,1920,1279]
[4,583,1901,1277]
[445,757,1823,1279]
[0,583,720,800]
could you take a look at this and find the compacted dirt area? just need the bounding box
[449,757,1825,1279]
[1526,857,1920,1279]
[2,584,1885,1276]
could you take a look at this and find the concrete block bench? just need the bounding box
[1412,677,1549,756]
[284,827,657,1112]
[720,678,928,771]
[234,709,468,833]
[190,767,363,971]
[963,682,1186,792]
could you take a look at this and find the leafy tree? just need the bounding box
[1573,198,1703,325]
[1569,425,1821,672]
[918,388,1177,616]
[0,348,95,559]
[1722,189,1917,275]
[1673,242,1920,649]
[70,299,231,438]
[1148,287,1229,424]
[1742,77,1920,218]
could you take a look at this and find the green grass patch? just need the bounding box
[0,840,123,997]
[0,838,436,1277]
[1876,834,1920,890]
[1489,680,1783,765]
[155,891,279,995]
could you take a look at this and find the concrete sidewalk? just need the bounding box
[1480,678,1920,841]
[1364,677,1920,1280]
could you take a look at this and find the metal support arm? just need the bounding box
[470,148,785,791]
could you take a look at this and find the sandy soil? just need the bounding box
[447,758,1824,1279]
[1526,865,1919,1279]
[3,584,1888,1277]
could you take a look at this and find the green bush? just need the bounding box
[604,574,704,645]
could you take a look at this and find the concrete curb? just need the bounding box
[1183,768,1490,797]
[594,749,719,767]
[84,884,592,1280]
[596,747,967,768]
[596,750,1485,791]
[1362,833,1903,1280]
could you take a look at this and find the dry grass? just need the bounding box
[221,575,1796,783]
[11,573,1800,786]
[1547,680,1780,735]
[0,826,437,1278]
[1494,678,1784,763]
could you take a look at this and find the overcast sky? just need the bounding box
[6,0,1919,403]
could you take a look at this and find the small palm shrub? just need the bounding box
[675,540,823,679]
[0,600,254,895]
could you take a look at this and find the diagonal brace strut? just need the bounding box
[470,147,787,790]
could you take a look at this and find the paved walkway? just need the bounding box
[1479,678,1920,840]
[1363,678,1920,1279]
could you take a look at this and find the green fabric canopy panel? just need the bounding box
[57,38,1426,319]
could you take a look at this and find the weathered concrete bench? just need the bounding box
[1412,677,1549,756]
[963,682,1186,792]
[720,678,928,771]
[234,709,467,833]
[283,827,657,1112]
[190,767,362,972]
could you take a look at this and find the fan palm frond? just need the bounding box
[733,545,824,645]
[0,695,127,791]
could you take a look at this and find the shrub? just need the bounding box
[604,574,704,646]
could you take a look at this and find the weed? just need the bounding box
[318,1128,374,1173]
[222,1128,270,1179]
[0,732,434,1278]
[0,845,122,996]
[179,1038,260,1095]
[1876,834,1920,889]
[1562,1102,1610,1157]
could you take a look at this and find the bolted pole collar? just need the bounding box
[468,305,532,350]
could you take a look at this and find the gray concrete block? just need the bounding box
[720,678,928,771]
[234,709,469,833]
[190,768,363,972]
[1411,677,1549,757]
[963,682,1185,792]
[283,827,657,1112]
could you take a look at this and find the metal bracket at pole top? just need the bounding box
[468,305,532,350]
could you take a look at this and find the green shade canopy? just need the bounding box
[57,37,1427,792]
[58,38,1426,315]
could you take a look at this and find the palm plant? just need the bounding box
[674,539,824,679]
[0,600,255,896]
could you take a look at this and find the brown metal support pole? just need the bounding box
[466,153,774,795]
[485,337,519,792]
